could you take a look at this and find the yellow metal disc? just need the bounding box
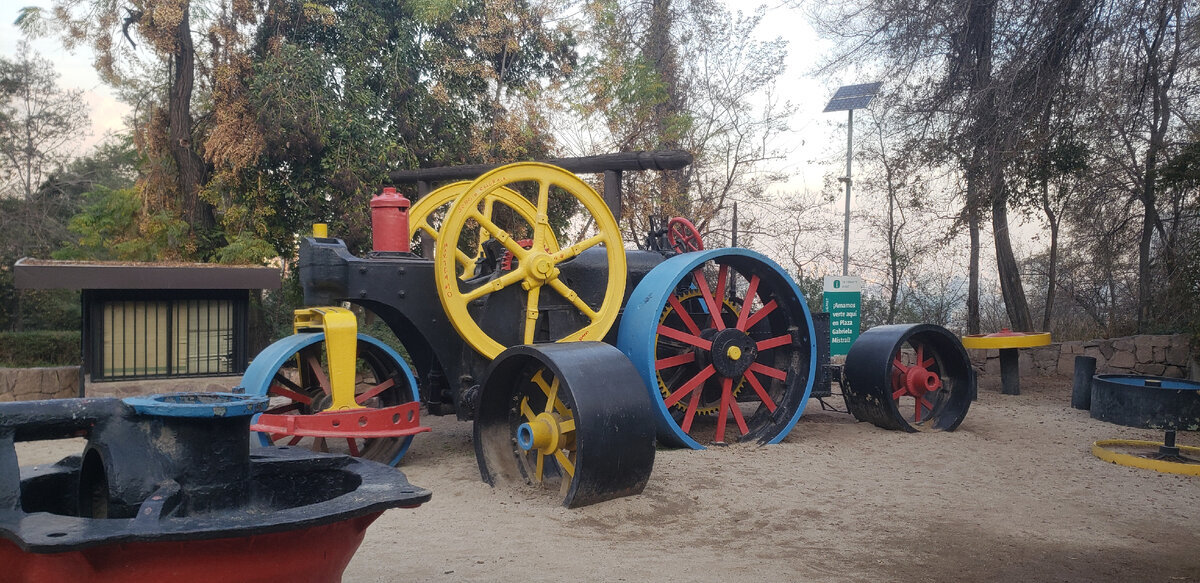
[434,162,626,359]
[960,332,1051,349]
[408,181,557,279]
[1092,439,1200,476]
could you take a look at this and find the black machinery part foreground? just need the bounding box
[474,342,656,508]
[842,324,974,432]
[0,393,429,582]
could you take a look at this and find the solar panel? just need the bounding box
[823,82,882,112]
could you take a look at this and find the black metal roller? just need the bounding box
[473,342,656,508]
[842,323,974,432]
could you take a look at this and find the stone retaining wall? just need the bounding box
[969,334,1196,379]
[0,366,80,401]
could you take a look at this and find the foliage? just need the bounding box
[568,0,793,245]
[53,185,188,261]
[0,43,90,200]
[0,330,81,366]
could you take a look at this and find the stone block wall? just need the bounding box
[969,334,1195,379]
[0,367,80,401]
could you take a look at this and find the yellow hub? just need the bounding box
[655,290,746,415]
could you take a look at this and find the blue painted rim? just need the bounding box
[238,332,420,465]
[1094,374,1200,390]
[124,392,269,418]
[616,248,817,449]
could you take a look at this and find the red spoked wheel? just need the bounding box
[843,324,974,432]
[243,334,425,465]
[618,248,817,449]
[666,217,704,253]
[891,342,944,424]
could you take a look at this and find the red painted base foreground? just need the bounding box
[0,512,382,583]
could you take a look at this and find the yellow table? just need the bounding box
[961,329,1051,395]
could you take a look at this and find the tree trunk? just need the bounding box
[992,193,1033,331]
[1042,201,1059,332]
[966,188,981,335]
[168,4,214,232]
[647,0,686,213]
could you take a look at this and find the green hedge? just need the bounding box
[0,331,81,367]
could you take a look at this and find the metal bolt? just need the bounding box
[398,290,406,298]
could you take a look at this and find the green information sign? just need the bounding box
[823,275,862,356]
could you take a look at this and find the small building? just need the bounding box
[14,258,280,395]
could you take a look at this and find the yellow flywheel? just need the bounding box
[409,181,558,280]
[434,162,627,359]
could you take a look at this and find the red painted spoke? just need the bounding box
[735,275,761,330]
[657,324,713,350]
[919,395,935,411]
[287,435,303,446]
[916,343,936,367]
[304,353,332,396]
[743,299,777,330]
[656,351,697,370]
[893,357,908,373]
[681,381,704,434]
[742,370,778,412]
[715,377,733,442]
[693,269,725,330]
[664,364,716,408]
[729,394,750,436]
[715,264,729,304]
[891,367,904,391]
[914,400,922,422]
[269,384,313,405]
[893,387,909,400]
[756,333,792,351]
[748,361,787,381]
[667,294,703,336]
[265,402,305,415]
[346,438,361,457]
[355,378,396,405]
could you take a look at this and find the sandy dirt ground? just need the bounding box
[13,373,1200,582]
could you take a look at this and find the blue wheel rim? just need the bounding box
[617,248,817,449]
[240,333,420,465]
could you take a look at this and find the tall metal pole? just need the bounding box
[843,109,853,276]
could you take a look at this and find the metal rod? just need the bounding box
[843,109,853,277]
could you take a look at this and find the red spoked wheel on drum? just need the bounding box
[618,248,817,449]
[842,323,974,432]
[666,217,705,253]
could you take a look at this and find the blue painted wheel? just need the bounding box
[617,248,817,449]
[239,333,420,465]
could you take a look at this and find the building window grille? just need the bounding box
[96,297,243,380]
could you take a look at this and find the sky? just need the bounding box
[0,1,131,149]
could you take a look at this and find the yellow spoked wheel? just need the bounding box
[434,162,627,359]
[409,181,558,280]
[515,367,577,486]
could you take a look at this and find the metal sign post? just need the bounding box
[824,82,881,276]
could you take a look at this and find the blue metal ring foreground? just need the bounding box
[124,392,268,418]
[618,248,817,449]
[239,332,420,465]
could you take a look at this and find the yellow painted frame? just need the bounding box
[293,306,363,411]
[1092,439,1200,477]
